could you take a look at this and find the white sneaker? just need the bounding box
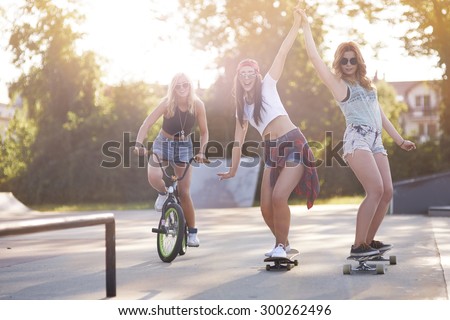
[154,193,168,211]
[187,232,200,247]
[271,244,287,258]
[265,244,291,257]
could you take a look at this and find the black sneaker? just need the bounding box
[350,243,380,257]
[370,240,393,251]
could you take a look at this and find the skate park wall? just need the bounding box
[391,171,450,214]
[190,157,261,208]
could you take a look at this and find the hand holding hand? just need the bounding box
[293,2,302,24]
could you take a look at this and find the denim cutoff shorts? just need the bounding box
[151,132,193,164]
[263,128,305,168]
[343,124,387,159]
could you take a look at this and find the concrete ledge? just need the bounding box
[429,206,450,217]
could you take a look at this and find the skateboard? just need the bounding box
[264,249,299,271]
[343,248,396,275]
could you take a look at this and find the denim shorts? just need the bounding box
[343,124,387,159]
[151,132,193,163]
[263,128,305,168]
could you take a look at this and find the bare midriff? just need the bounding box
[262,115,297,140]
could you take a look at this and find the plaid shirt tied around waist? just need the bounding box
[263,128,320,209]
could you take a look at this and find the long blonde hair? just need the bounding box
[163,72,197,118]
[332,42,373,91]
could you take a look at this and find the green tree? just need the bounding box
[4,0,105,204]
[0,114,36,185]
[97,81,165,203]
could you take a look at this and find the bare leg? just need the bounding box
[366,153,393,242]
[260,168,275,237]
[174,163,195,229]
[271,164,304,246]
[346,150,384,247]
[147,155,167,194]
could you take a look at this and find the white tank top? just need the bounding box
[241,74,288,136]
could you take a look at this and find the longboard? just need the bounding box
[264,249,299,271]
[343,248,396,275]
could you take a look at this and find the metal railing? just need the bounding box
[0,213,116,297]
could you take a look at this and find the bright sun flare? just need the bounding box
[78,0,217,88]
[0,0,444,104]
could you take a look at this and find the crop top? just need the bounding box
[240,74,288,136]
[337,83,382,131]
[162,107,196,136]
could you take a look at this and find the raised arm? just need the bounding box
[298,9,347,101]
[267,3,302,81]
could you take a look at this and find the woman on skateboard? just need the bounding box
[134,72,209,247]
[218,3,319,259]
[297,8,416,257]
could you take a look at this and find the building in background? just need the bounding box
[389,80,441,143]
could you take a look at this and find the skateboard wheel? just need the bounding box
[266,265,271,271]
[286,264,292,271]
[294,260,298,266]
[376,264,385,274]
[389,255,397,265]
[343,264,352,275]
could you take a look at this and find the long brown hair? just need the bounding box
[163,72,197,118]
[332,42,373,91]
[232,59,264,128]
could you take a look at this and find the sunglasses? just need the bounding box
[238,72,257,79]
[175,82,190,90]
[340,57,358,65]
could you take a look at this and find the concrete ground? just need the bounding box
[1,203,449,300]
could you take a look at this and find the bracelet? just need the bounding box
[399,140,405,147]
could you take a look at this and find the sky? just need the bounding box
[0,0,444,104]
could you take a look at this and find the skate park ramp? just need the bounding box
[190,157,261,208]
[0,192,32,215]
[392,171,450,214]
